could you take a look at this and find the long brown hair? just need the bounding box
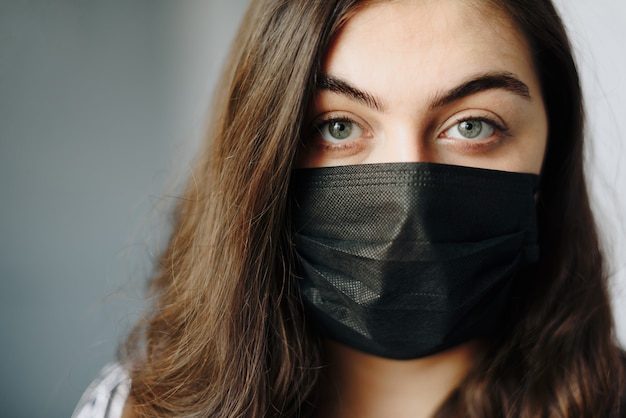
[123,1,624,416]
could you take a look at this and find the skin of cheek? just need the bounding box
[493,99,548,174]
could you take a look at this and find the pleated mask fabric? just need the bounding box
[290,162,539,360]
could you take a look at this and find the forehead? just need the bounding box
[337,0,523,49]
[324,0,537,100]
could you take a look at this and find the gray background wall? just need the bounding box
[0,1,624,417]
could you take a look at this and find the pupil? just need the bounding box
[460,120,482,138]
[329,121,352,139]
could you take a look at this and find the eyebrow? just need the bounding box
[429,71,531,110]
[317,74,386,111]
[316,71,531,112]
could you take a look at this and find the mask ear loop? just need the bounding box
[533,179,541,203]
[533,171,544,203]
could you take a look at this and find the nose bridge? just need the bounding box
[377,121,432,164]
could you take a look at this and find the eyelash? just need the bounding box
[313,116,359,132]
[316,115,506,135]
[448,115,509,137]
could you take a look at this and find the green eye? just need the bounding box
[318,118,363,143]
[328,120,354,140]
[458,120,483,138]
[444,118,496,140]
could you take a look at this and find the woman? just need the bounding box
[74,0,625,417]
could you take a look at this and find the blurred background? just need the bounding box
[0,1,624,417]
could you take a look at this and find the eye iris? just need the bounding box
[459,120,483,139]
[328,121,352,140]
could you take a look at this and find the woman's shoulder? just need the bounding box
[72,362,131,418]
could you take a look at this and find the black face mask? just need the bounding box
[290,162,539,360]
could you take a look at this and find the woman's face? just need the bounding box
[298,0,548,173]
